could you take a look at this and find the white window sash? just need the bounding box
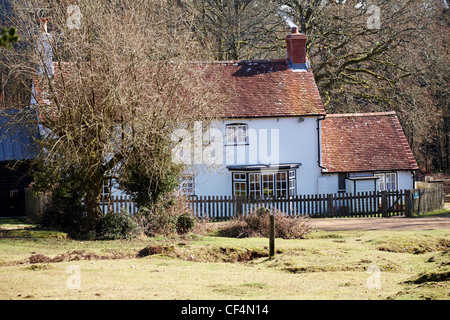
[226,124,248,145]
[374,173,385,192]
[386,173,397,190]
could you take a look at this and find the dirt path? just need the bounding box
[311,214,450,231]
[314,186,450,232]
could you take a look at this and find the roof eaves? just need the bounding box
[324,111,397,118]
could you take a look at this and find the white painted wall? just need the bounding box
[192,116,322,196]
[107,115,415,198]
[320,171,415,195]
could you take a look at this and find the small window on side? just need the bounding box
[338,173,346,192]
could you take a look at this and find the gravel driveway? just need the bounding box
[311,214,450,231]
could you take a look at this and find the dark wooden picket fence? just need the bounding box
[99,194,139,215]
[82,187,447,219]
[186,190,408,220]
[25,185,445,222]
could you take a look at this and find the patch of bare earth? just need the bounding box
[28,250,132,264]
[137,244,269,263]
[27,245,269,265]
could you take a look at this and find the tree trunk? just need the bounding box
[85,179,103,230]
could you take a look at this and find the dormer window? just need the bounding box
[226,123,248,145]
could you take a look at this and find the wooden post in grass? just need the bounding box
[269,214,275,258]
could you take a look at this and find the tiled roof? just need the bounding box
[321,112,418,173]
[209,60,325,118]
[32,60,325,119]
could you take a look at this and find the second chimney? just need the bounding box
[285,27,308,71]
[37,17,54,77]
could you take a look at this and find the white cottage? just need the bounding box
[32,25,418,200]
[179,28,418,198]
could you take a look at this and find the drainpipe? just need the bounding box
[317,115,326,170]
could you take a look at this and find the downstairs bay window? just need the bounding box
[232,170,296,198]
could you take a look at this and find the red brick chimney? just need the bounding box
[285,27,308,70]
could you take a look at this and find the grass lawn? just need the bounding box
[0,217,449,300]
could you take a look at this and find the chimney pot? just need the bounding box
[40,17,49,34]
[37,17,54,77]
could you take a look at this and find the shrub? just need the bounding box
[176,213,195,235]
[96,210,140,240]
[34,164,89,238]
[136,205,178,236]
[39,200,87,239]
[273,212,312,239]
[219,207,312,239]
[135,194,194,237]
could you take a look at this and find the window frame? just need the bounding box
[338,173,347,193]
[102,179,112,197]
[386,172,397,191]
[179,174,195,196]
[288,170,296,196]
[226,123,249,146]
[262,172,275,197]
[10,189,19,198]
[248,172,261,197]
[232,172,247,196]
[232,170,297,198]
[374,172,397,191]
[276,171,288,198]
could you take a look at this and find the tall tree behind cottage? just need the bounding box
[180,0,449,172]
[281,0,449,172]
[2,0,223,229]
[178,0,285,60]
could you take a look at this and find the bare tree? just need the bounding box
[3,0,222,229]
[179,0,286,60]
[278,0,449,172]
[386,2,449,172]
[276,1,426,110]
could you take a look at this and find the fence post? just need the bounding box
[404,189,412,217]
[234,196,243,217]
[269,214,275,258]
[326,194,333,217]
[381,191,388,217]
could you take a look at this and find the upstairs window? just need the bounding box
[226,123,248,145]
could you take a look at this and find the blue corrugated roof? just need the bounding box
[0,108,40,162]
